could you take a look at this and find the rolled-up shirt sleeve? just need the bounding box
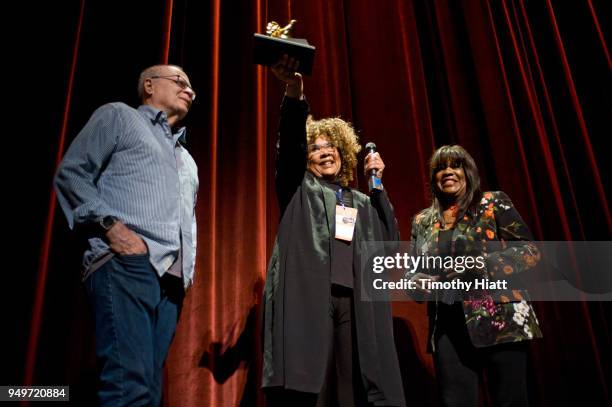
[54,104,120,229]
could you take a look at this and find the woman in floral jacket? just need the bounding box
[408,145,541,407]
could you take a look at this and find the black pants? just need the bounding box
[266,285,369,407]
[433,303,529,407]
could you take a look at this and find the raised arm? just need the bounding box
[271,56,309,215]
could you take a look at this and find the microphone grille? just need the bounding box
[365,142,377,150]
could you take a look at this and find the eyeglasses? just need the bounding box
[149,75,196,101]
[308,141,336,154]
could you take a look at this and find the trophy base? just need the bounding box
[253,33,315,75]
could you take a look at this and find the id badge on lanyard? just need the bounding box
[335,188,357,242]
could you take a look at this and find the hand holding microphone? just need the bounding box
[364,142,385,192]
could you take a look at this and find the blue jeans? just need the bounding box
[85,253,184,407]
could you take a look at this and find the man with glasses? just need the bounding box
[54,64,198,406]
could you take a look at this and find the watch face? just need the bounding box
[101,216,117,229]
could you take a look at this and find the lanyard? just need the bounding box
[336,188,345,208]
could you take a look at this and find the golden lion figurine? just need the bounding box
[266,19,297,39]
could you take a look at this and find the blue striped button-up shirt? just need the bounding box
[54,102,199,288]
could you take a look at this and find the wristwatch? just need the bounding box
[99,215,119,231]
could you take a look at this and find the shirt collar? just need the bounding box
[138,104,188,145]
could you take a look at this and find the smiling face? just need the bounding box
[435,161,467,199]
[307,136,342,181]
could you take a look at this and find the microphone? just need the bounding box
[365,142,383,192]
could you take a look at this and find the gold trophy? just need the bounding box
[253,19,316,75]
[266,20,297,38]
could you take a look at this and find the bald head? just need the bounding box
[138,64,195,126]
[138,64,185,101]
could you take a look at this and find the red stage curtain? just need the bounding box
[20,0,610,406]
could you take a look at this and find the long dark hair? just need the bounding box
[421,145,481,227]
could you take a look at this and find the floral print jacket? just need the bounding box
[410,191,542,348]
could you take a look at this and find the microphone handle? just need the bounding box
[367,147,383,192]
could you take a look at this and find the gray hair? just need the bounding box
[137,64,185,100]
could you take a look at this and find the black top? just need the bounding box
[438,229,453,257]
[321,180,354,288]
[438,228,460,304]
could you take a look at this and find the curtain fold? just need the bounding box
[22,0,610,406]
